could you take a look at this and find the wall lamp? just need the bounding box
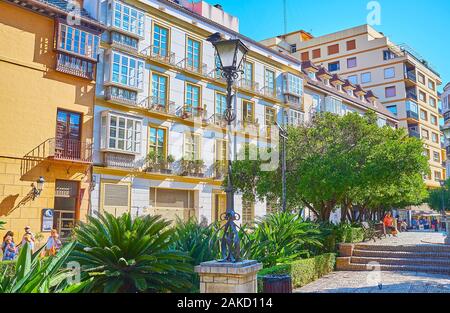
[32,176,45,200]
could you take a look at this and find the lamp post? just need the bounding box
[276,116,288,213]
[207,33,249,263]
[440,180,446,231]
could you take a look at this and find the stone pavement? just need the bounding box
[295,231,450,293]
[294,271,450,293]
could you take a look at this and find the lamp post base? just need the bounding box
[195,260,262,293]
[444,218,450,245]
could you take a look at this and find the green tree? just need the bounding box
[229,111,429,222]
[427,179,450,212]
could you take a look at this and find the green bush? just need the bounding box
[257,253,336,292]
[318,223,365,253]
[0,261,16,278]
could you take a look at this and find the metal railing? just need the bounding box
[140,45,176,65]
[24,138,92,163]
[139,96,176,115]
[406,89,418,101]
[55,52,95,80]
[177,106,208,122]
[259,86,278,100]
[239,78,259,93]
[405,71,417,82]
[176,58,208,76]
[103,152,142,169]
[105,86,138,106]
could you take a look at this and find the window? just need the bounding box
[111,31,138,50]
[264,69,276,94]
[312,48,321,59]
[347,57,357,68]
[385,86,396,98]
[431,132,439,143]
[406,101,418,115]
[265,107,276,125]
[243,61,254,84]
[421,128,429,139]
[102,182,130,216]
[347,75,358,85]
[301,51,309,61]
[383,50,396,60]
[346,40,356,51]
[150,188,194,209]
[312,94,321,112]
[420,109,428,121]
[283,73,303,95]
[184,133,201,160]
[289,110,304,126]
[419,91,426,102]
[100,111,142,154]
[185,84,201,112]
[328,61,340,72]
[151,73,168,105]
[58,23,99,59]
[111,52,144,89]
[242,101,254,123]
[327,44,339,55]
[149,126,166,158]
[187,37,201,71]
[428,80,436,91]
[307,71,316,80]
[387,105,398,116]
[215,92,227,117]
[153,24,169,57]
[384,67,395,79]
[377,118,387,128]
[434,171,442,182]
[113,1,144,36]
[424,148,430,160]
[430,114,438,126]
[242,200,254,226]
[361,72,371,83]
[418,73,425,84]
[290,44,297,53]
[215,139,228,162]
[433,151,440,163]
[429,97,437,108]
[325,96,343,115]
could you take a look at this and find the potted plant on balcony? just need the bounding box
[160,154,175,175]
[144,150,160,173]
[193,160,205,178]
[180,157,195,176]
[213,160,227,180]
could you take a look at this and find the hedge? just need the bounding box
[340,227,365,244]
[257,253,336,292]
[0,260,16,278]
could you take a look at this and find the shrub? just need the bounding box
[317,223,365,253]
[248,212,323,268]
[257,253,336,292]
[0,260,15,279]
[71,212,193,293]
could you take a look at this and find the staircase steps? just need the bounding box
[337,243,450,275]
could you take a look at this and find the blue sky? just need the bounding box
[210,0,449,92]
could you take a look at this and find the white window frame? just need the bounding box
[101,111,142,154]
[284,73,303,96]
[184,132,201,160]
[288,109,304,126]
[361,72,371,83]
[325,96,343,115]
[111,51,144,89]
[58,23,100,60]
[112,0,145,37]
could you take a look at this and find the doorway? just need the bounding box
[213,194,227,225]
[53,180,79,240]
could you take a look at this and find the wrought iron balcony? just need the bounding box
[259,86,279,100]
[55,52,95,80]
[140,45,176,66]
[238,78,259,93]
[177,106,208,122]
[139,96,176,115]
[103,151,141,170]
[209,113,228,128]
[176,58,208,77]
[104,86,138,106]
[24,138,92,164]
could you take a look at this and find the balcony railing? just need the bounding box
[104,86,138,106]
[239,78,259,93]
[140,45,176,65]
[177,106,208,122]
[24,138,92,163]
[56,52,95,80]
[176,58,208,76]
[408,129,420,138]
[406,110,419,120]
[103,151,141,169]
[259,86,278,100]
[139,96,176,115]
[210,113,228,128]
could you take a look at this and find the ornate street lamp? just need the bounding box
[207,33,249,263]
[32,176,45,200]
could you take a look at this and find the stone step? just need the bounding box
[351,256,450,267]
[352,249,450,259]
[354,244,450,253]
[344,262,450,275]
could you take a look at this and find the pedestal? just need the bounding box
[445,218,450,245]
[195,260,263,293]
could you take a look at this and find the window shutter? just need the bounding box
[328,44,339,55]
[346,40,356,51]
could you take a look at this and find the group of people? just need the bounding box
[382,212,408,235]
[411,217,441,232]
[1,226,62,261]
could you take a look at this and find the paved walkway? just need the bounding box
[295,271,450,293]
[295,232,450,293]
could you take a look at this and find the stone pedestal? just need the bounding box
[195,260,262,293]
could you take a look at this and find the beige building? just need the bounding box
[262,24,445,188]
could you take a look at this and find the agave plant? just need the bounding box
[0,242,88,293]
[248,211,323,267]
[70,212,193,293]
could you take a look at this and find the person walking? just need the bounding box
[2,235,17,261]
[45,229,62,256]
[20,226,35,252]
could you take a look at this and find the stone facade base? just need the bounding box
[195,260,263,293]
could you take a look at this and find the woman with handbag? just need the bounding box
[45,229,62,256]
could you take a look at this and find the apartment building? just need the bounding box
[441,83,450,178]
[83,0,305,225]
[0,0,105,240]
[262,24,445,188]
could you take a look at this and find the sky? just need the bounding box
[208,0,449,93]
